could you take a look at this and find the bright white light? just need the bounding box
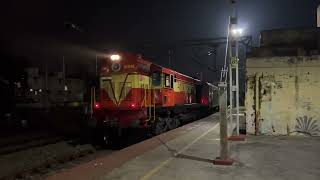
[231,28,243,36]
[110,54,121,61]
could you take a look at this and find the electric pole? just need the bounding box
[214,0,241,166]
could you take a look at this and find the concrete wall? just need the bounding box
[245,56,320,136]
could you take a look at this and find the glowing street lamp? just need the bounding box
[231,28,243,37]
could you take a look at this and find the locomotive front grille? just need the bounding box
[103,117,120,127]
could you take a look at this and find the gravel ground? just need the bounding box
[0,141,113,180]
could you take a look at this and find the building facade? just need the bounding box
[245,28,320,136]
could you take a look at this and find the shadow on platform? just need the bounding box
[155,136,213,163]
[175,153,213,163]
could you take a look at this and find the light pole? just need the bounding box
[226,0,246,142]
[214,0,246,166]
[229,26,242,137]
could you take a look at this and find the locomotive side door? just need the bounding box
[162,73,175,107]
[151,70,161,106]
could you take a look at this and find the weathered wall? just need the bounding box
[245,56,320,136]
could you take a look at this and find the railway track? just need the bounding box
[0,133,64,155]
[0,137,100,180]
[0,113,215,180]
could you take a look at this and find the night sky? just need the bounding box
[1,0,320,80]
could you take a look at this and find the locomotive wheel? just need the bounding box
[166,118,180,130]
[102,134,111,147]
[154,117,168,135]
[97,129,113,148]
[100,133,124,149]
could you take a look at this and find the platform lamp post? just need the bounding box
[227,27,245,141]
[227,3,245,141]
[213,16,234,166]
[213,0,239,166]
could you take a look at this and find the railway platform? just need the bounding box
[46,113,320,180]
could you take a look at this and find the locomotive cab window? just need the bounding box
[164,74,171,88]
[164,74,174,88]
[152,71,161,86]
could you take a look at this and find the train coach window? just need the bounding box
[170,75,174,88]
[152,71,161,86]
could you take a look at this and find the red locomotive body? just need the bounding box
[91,52,218,144]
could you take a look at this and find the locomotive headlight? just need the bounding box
[110,54,121,61]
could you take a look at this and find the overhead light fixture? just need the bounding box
[231,28,243,37]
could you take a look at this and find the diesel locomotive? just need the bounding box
[90,52,218,145]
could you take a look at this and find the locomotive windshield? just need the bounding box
[152,71,161,86]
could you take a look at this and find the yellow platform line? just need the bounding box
[139,122,219,180]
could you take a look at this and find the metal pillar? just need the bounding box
[221,0,244,142]
[228,23,233,135]
[213,82,233,165]
[235,41,240,135]
[229,44,240,135]
[219,82,228,159]
[215,11,232,166]
[214,0,245,166]
[229,11,240,136]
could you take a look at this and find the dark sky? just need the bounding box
[1,0,320,79]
